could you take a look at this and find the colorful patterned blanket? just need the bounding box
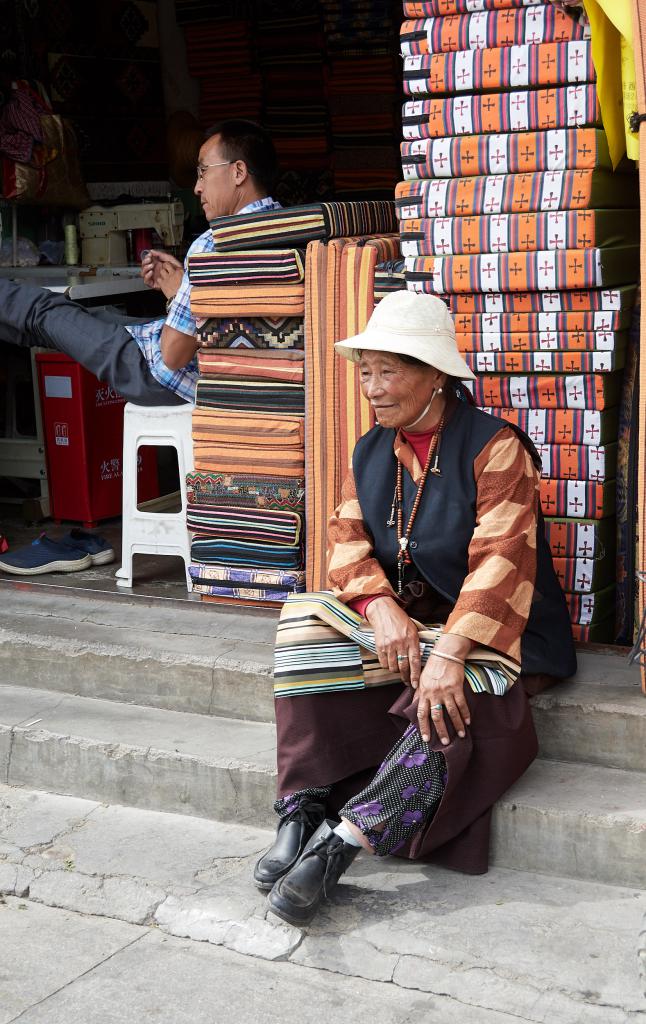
[186,472,305,513]
[480,407,619,445]
[448,285,637,312]
[455,310,631,333]
[467,373,622,410]
[535,442,617,482]
[457,329,626,352]
[540,479,615,519]
[464,350,624,374]
[196,316,304,350]
[400,9,589,56]
[187,504,303,545]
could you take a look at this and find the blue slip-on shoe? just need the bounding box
[0,534,93,575]
[59,528,115,566]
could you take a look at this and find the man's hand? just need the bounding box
[365,596,422,689]
[141,249,183,300]
[416,634,472,745]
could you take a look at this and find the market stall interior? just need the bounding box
[0,0,642,656]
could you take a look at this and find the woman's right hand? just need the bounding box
[365,596,422,688]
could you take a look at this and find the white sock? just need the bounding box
[333,821,363,847]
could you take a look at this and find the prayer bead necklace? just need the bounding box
[394,413,445,596]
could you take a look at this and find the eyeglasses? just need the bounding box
[196,160,233,181]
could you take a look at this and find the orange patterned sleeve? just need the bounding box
[443,427,540,665]
[327,469,398,605]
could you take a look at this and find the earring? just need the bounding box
[436,386,443,395]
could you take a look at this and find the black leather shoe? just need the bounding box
[267,820,360,927]
[253,800,326,890]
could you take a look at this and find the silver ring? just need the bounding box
[396,654,408,662]
[431,704,443,710]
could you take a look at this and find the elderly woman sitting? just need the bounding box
[254,291,576,927]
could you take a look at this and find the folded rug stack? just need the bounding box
[397,0,640,643]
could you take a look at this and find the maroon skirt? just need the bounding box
[275,676,544,874]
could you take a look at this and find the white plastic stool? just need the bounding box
[115,402,194,590]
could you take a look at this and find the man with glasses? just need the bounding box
[0,120,281,406]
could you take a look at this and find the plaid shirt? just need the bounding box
[127,196,282,402]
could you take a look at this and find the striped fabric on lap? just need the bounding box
[209,201,396,252]
[188,249,305,285]
[195,378,305,414]
[191,537,303,570]
[274,592,520,697]
[197,350,304,383]
[186,472,305,513]
[190,283,305,316]
[196,317,305,350]
[187,504,303,545]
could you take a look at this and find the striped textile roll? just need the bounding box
[448,285,637,312]
[403,42,594,97]
[552,551,615,593]
[209,201,397,252]
[543,516,615,557]
[273,592,520,698]
[400,8,590,57]
[187,504,303,545]
[400,210,638,256]
[186,472,305,514]
[534,442,617,482]
[402,85,600,139]
[191,537,303,570]
[401,129,615,179]
[479,407,619,445]
[190,283,304,316]
[465,350,624,373]
[196,316,305,350]
[197,350,304,383]
[455,310,631,332]
[395,171,637,218]
[564,584,615,625]
[539,478,614,519]
[188,249,305,285]
[404,0,545,17]
[466,372,622,410]
[457,329,626,352]
[195,378,305,415]
[405,246,639,293]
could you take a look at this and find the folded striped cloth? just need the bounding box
[395,171,637,219]
[187,504,303,545]
[465,350,624,374]
[449,285,637,313]
[209,201,397,252]
[564,584,615,625]
[553,551,615,594]
[467,373,622,410]
[188,249,305,285]
[196,316,305,350]
[190,283,304,317]
[479,407,619,445]
[192,410,305,476]
[455,310,631,333]
[186,471,305,513]
[273,592,520,698]
[191,537,303,570]
[401,129,616,180]
[195,378,305,415]
[401,85,600,141]
[535,442,617,482]
[400,9,589,57]
[197,350,304,382]
[403,42,594,97]
[457,330,626,352]
[400,210,638,256]
[544,516,614,558]
[405,247,639,293]
[540,479,615,519]
[404,0,549,16]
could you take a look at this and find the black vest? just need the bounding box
[353,401,577,679]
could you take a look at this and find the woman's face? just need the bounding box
[358,350,443,430]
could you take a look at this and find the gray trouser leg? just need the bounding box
[0,279,185,406]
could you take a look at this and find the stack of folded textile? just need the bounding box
[187,200,399,603]
[183,19,261,124]
[322,0,402,197]
[396,0,640,643]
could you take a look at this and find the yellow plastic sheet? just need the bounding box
[584,0,639,166]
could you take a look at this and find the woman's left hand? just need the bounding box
[416,642,472,745]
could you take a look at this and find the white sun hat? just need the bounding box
[334,290,475,381]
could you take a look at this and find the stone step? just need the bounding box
[1,684,644,890]
[1,589,644,773]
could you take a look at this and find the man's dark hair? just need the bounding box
[205,119,277,194]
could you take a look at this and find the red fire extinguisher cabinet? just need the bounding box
[36,353,158,527]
